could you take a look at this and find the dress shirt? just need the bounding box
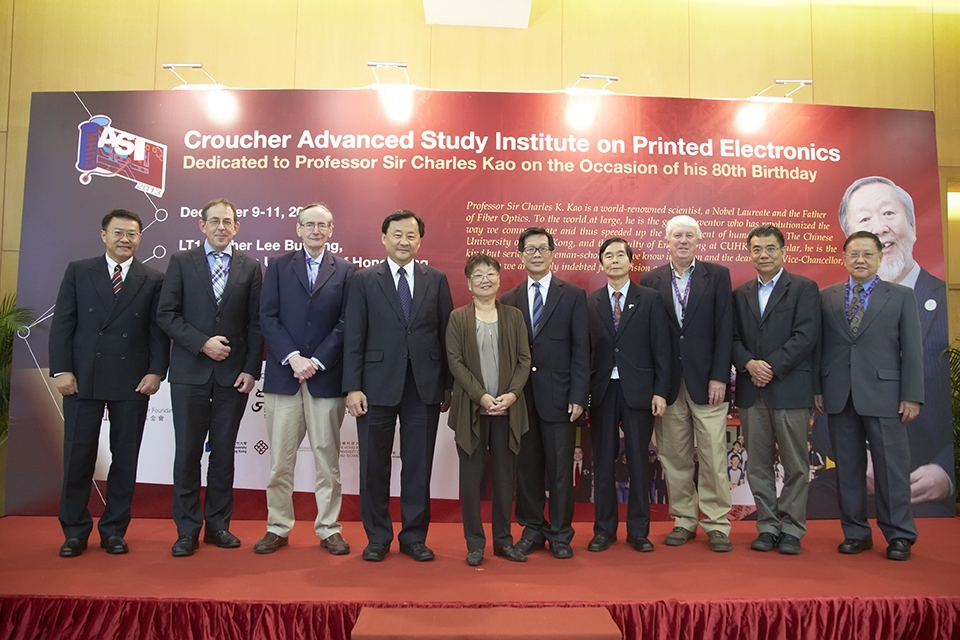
[899,261,921,290]
[526,271,553,325]
[204,240,233,283]
[387,257,415,300]
[757,268,784,316]
[669,258,695,326]
[606,281,630,380]
[105,254,134,283]
[845,275,879,313]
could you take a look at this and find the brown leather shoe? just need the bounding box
[321,532,350,555]
[253,532,288,555]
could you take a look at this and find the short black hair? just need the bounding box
[101,209,143,232]
[200,198,237,221]
[598,237,633,262]
[747,224,785,248]
[464,253,501,278]
[517,227,554,252]
[381,209,425,237]
[843,230,882,252]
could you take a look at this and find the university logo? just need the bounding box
[76,115,167,197]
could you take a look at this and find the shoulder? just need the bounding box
[330,253,355,272]
[356,261,385,278]
[699,261,730,277]
[641,264,668,281]
[133,258,164,281]
[553,276,585,296]
[588,286,607,302]
[784,271,818,289]
[417,262,447,280]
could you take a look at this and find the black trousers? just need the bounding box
[458,415,516,551]
[171,379,249,537]
[515,396,576,545]
[357,363,441,546]
[591,381,655,538]
[59,395,149,541]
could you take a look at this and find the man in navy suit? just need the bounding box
[50,209,169,557]
[732,224,820,555]
[640,215,734,552]
[587,238,670,553]
[834,177,952,511]
[254,203,356,556]
[157,198,263,557]
[343,210,453,562]
[501,227,589,559]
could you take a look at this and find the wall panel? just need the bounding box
[933,1,960,167]
[0,0,14,131]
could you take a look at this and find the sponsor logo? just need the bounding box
[76,115,167,196]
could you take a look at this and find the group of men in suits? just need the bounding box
[50,196,929,563]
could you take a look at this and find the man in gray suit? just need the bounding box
[732,224,820,556]
[815,230,923,561]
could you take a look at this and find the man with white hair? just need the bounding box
[641,215,735,552]
[831,177,952,510]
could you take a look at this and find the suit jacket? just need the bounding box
[157,247,263,386]
[49,256,169,401]
[342,260,453,406]
[911,268,952,472]
[260,249,356,398]
[732,270,820,410]
[445,301,530,455]
[587,282,670,410]
[500,275,589,423]
[640,261,733,405]
[817,279,923,418]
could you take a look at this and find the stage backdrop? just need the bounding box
[5,89,952,518]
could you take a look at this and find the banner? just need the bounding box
[7,89,951,518]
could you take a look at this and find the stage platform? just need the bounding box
[1,515,958,639]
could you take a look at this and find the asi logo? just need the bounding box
[76,115,167,197]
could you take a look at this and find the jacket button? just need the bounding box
[532,366,537,372]
[96,353,101,358]
[88,308,94,313]
[121,356,125,360]
[679,335,685,341]
[614,347,619,353]
[215,317,221,322]
[306,322,311,327]
[99,331,104,335]
[122,333,128,338]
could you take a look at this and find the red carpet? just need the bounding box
[1,516,958,639]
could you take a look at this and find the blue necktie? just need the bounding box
[532,282,544,335]
[398,267,412,323]
[211,252,226,305]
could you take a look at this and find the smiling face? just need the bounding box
[843,236,883,284]
[845,182,916,283]
[199,202,239,251]
[297,205,333,257]
[467,264,500,301]
[748,234,785,283]
[101,216,142,263]
[519,233,553,279]
[600,240,631,283]
[382,216,421,266]
[667,225,699,266]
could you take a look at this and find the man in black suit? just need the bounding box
[343,209,453,562]
[254,203,355,556]
[501,227,589,559]
[815,231,923,561]
[157,198,263,557]
[834,176,952,511]
[50,209,169,557]
[732,224,820,555]
[640,215,734,552]
[586,238,670,553]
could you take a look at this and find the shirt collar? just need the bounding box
[105,254,133,272]
[847,275,880,290]
[607,280,630,298]
[670,258,696,277]
[304,248,326,264]
[757,268,784,289]
[387,256,415,276]
[204,240,233,257]
[899,261,921,289]
[528,271,552,291]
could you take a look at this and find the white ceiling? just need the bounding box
[422,0,532,29]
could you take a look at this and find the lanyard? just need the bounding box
[671,269,693,324]
[844,278,878,321]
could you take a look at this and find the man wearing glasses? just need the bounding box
[501,227,589,559]
[157,198,263,557]
[50,209,169,557]
[254,203,355,556]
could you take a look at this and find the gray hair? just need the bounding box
[664,214,702,239]
[838,176,915,233]
[297,202,334,224]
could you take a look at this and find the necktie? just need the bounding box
[849,284,864,335]
[532,282,544,335]
[212,252,226,305]
[306,256,318,291]
[398,267,412,322]
[613,291,622,331]
[111,265,123,297]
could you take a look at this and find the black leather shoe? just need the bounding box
[549,541,574,559]
[514,538,545,555]
[625,534,654,552]
[838,538,873,554]
[59,538,87,558]
[587,534,615,552]
[172,535,199,557]
[494,545,527,562]
[400,542,435,562]
[362,542,389,562]
[778,533,802,555]
[203,529,241,548]
[466,549,484,566]
[750,532,778,552]
[886,539,912,561]
[100,535,128,555]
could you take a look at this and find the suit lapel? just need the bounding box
[760,274,789,325]
[291,250,311,294]
[190,248,218,307]
[218,251,244,307]
[682,264,706,328]
[654,268,681,326]
[857,281,889,336]
[744,279,762,324]
[515,282,534,339]
[617,283,641,335]
[103,259,146,326]
[313,251,336,293]
[537,277,562,335]
[408,262,427,323]
[594,290,616,338]
[88,259,116,316]
[828,285,853,339]
[376,261,408,324]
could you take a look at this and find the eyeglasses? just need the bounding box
[750,246,783,256]
[470,272,499,283]
[205,218,235,229]
[522,246,552,255]
[845,251,878,260]
[108,229,141,240]
[299,222,330,232]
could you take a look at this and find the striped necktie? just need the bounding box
[532,282,544,335]
[111,265,123,297]
[212,252,227,305]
